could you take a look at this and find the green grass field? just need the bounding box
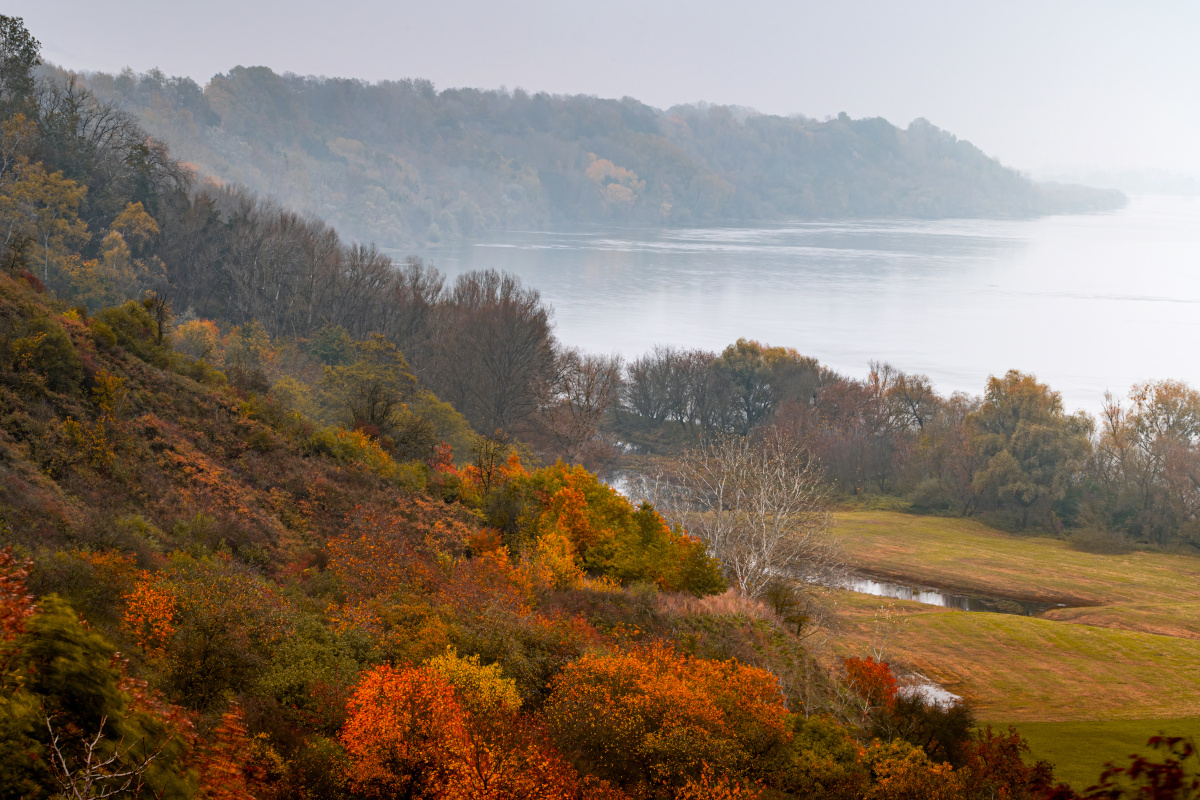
[835,512,1200,624]
[829,511,1200,787]
[1013,717,1200,791]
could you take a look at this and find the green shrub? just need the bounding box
[96,301,171,367]
[9,317,83,393]
[1068,528,1134,555]
[909,478,956,512]
[89,319,117,350]
[409,389,476,465]
[307,426,426,491]
[180,357,225,386]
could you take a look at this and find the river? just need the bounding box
[426,194,1200,413]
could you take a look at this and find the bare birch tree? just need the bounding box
[648,432,839,598]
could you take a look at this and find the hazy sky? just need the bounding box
[17,1,1200,175]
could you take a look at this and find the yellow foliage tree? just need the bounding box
[0,155,88,281]
[424,647,523,712]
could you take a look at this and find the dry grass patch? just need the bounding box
[656,589,783,624]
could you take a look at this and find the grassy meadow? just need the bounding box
[1012,717,1200,790]
[829,511,1200,785]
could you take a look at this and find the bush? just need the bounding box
[181,357,226,386]
[872,694,977,766]
[909,479,956,512]
[542,644,790,788]
[1068,528,1133,555]
[96,301,171,367]
[89,319,117,350]
[308,426,426,491]
[9,317,83,393]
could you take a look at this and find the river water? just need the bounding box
[426,194,1200,413]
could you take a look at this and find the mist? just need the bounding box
[15,0,1200,178]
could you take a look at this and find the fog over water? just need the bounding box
[427,195,1200,413]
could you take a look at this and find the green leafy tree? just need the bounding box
[0,16,40,117]
[319,333,418,431]
[715,339,777,434]
[307,323,355,366]
[0,592,192,799]
[969,370,1092,527]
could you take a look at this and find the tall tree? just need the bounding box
[0,16,39,118]
[434,269,557,433]
[653,431,837,598]
[969,370,1092,528]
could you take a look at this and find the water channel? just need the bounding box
[842,573,1067,616]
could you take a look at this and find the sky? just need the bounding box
[16,1,1200,176]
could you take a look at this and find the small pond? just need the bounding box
[843,574,1067,616]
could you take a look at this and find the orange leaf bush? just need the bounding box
[542,643,790,790]
[843,656,898,719]
[122,572,178,659]
[341,663,578,800]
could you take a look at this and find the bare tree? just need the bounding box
[542,347,623,465]
[624,345,676,423]
[433,269,557,433]
[649,431,839,598]
[44,713,169,799]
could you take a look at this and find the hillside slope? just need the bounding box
[72,66,1126,249]
[0,273,458,572]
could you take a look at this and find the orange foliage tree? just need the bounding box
[863,740,964,800]
[325,502,470,662]
[122,572,178,659]
[341,663,578,799]
[342,663,466,798]
[542,644,790,790]
[0,547,34,641]
[193,704,268,800]
[674,764,763,800]
[843,656,898,722]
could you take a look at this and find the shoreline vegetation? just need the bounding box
[1,14,1195,800]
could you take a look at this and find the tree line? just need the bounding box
[617,340,1200,549]
[65,61,1125,251]
[0,23,608,458]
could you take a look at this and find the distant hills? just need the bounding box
[65,65,1127,248]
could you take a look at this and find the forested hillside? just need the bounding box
[64,64,1125,248]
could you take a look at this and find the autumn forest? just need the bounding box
[1,15,1197,800]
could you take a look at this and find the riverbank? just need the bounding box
[829,511,1200,786]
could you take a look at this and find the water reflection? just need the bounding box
[424,195,1200,413]
[843,574,1066,616]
